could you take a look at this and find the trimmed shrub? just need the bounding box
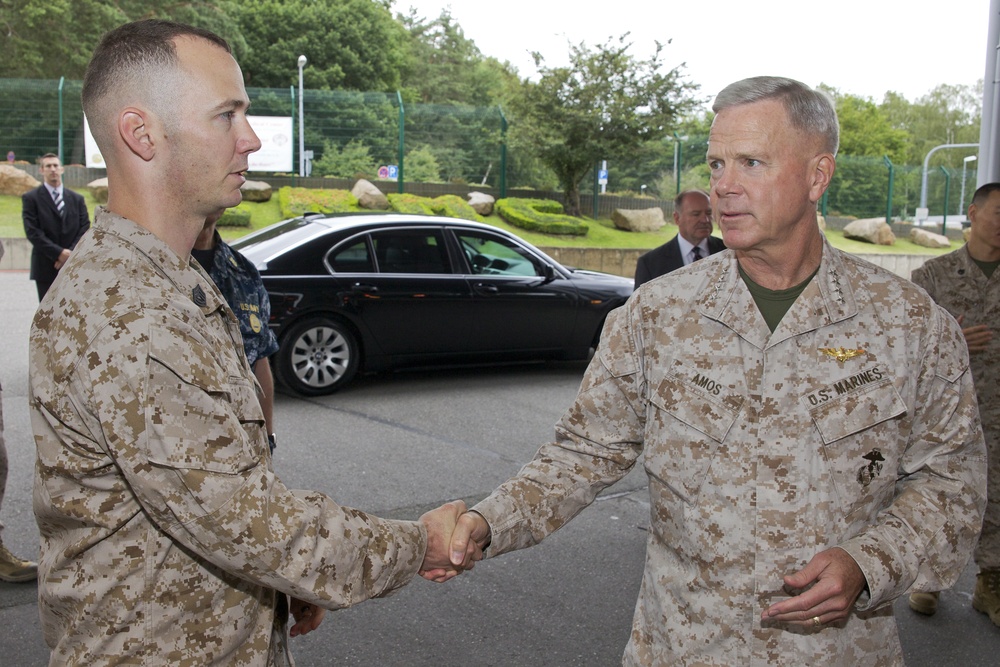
[218,204,252,227]
[495,197,588,236]
[387,193,484,222]
[277,186,358,218]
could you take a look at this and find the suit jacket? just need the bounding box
[22,184,90,284]
[634,234,725,289]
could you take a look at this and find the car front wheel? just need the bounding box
[276,317,359,395]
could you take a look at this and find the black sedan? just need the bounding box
[231,213,634,395]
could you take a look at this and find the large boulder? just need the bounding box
[843,218,896,245]
[816,214,826,231]
[241,179,272,203]
[612,207,666,233]
[0,164,39,196]
[467,191,495,216]
[909,227,951,249]
[88,177,109,204]
[351,178,389,210]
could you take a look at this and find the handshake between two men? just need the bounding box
[418,501,490,583]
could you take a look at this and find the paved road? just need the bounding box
[1,268,998,665]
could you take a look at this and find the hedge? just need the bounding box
[387,193,484,222]
[495,197,588,236]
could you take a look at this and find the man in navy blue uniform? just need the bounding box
[192,212,279,451]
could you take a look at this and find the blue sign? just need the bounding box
[598,169,608,185]
[387,165,399,180]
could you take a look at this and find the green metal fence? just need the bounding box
[0,78,978,222]
[0,78,509,195]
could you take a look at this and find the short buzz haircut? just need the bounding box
[674,189,709,211]
[39,153,60,163]
[81,19,231,150]
[971,182,1000,208]
[712,76,840,156]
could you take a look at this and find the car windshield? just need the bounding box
[455,230,539,276]
[231,217,328,266]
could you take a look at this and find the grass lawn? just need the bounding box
[0,192,959,257]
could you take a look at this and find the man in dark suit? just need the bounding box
[634,189,725,289]
[22,153,91,300]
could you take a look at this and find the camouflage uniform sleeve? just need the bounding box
[82,316,426,609]
[910,262,935,298]
[838,304,987,610]
[473,302,645,554]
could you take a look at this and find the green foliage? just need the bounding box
[507,35,700,216]
[403,146,442,182]
[234,0,407,90]
[495,198,588,236]
[277,186,358,218]
[397,8,517,106]
[218,204,252,227]
[386,193,483,222]
[0,1,246,79]
[313,139,377,179]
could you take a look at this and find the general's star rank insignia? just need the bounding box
[819,347,866,362]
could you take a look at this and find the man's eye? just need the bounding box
[746,159,761,167]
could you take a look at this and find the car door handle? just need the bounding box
[472,283,499,295]
[351,283,378,293]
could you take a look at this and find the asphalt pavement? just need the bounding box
[1,268,999,666]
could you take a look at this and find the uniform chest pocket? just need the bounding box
[804,374,907,515]
[644,364,744,500]
[145,325,263,474]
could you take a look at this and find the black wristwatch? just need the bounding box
[267,433,277,452]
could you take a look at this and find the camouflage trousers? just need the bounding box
[976,411,999,571]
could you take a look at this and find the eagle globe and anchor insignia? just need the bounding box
[857,449,885,486]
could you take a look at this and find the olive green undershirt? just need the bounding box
[739,263,820,333]
[972,257,1000,279]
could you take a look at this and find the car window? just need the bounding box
[372,229,451,274]
[455,231,541,277]
[328,239,375,273]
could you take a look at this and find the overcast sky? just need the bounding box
[396,0,991,107]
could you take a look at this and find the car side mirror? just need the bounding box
[541,263,556,283]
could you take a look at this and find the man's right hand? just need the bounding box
[957,315,993,354]
[450,511,491,570]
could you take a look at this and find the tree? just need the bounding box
[312,138,376,178]
[0,0,244,78]
[821,87,908,161]
[881,83,982,166]
[506,35,699,216]
[396,8,517,106]
[234,0,408,90]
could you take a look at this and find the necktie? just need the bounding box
[53,189,64,218]
[691,246,702,262]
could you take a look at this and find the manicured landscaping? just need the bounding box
[0,190,960,256]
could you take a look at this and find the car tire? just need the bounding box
[276,317,359,395]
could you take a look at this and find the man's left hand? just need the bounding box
[762,547,867,626]
[289,597,326,637]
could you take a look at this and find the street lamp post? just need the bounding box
[960,155,977,217]
[297,54,307,178]
[672,133,688,196]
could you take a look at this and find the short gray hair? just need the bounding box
[712,76,839,156]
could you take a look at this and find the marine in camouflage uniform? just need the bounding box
[447,77,987,665]
[30,209,432,664]
[910,182,1000,624]
[471,240,985,665]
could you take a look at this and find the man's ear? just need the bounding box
[809,153,836,204]
[119,109,156,162]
